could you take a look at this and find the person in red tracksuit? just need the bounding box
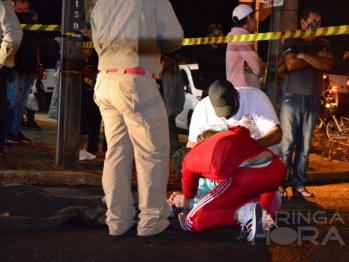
[168,126,286,242]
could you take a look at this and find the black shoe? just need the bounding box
[18,132,32,143]
[7,133,22,144]
[86,147,98,154]
[4,139,13,148]
[26,122,42,129]
[137,224,183,240]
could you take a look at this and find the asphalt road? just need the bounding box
[0,183,348,262]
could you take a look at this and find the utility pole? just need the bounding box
[265,0,299,112]
[56,0,84,168]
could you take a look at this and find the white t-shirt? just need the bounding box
[189,86,281,155]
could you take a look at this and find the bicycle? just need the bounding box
[318,114,349,140]
[317,77,349,141]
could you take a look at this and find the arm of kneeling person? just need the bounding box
[256,125,282,148]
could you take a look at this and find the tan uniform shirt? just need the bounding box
[91,0,183,76]
[0,0,23,68]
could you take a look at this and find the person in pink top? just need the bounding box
[226,4,266,89]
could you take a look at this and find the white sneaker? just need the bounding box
[81,148,96,160]
[262,210,278,231]
[79,149,87,161]
[238,202,264,242]
[101,196,106,205]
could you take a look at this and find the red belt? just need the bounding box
[103,68,156,79]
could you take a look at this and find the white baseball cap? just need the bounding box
[232,4,258,21]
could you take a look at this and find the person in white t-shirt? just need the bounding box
[186,80,282,156]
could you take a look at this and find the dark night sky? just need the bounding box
[28,0,348,39]
[169,0,349,73]
[169,0,239,61]
[28,0,348,73]
[28,0,62,25]
[170,0,239,37]
[297,0,349,74]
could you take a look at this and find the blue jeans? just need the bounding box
[5,71,18,138]
[12,73,36,134]
[280,93,320,192]
[5,99,15,139]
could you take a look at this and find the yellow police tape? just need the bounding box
[20,24,81,36]
[82,42,94,49]
[21,24,349,46]
[21,24,61,32]
[182,25,349,46]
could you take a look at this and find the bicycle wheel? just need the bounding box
[340,117,349,136]
[316,117,327,133]
[326,117,349,140]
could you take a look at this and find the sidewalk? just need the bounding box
[1,112,349,187]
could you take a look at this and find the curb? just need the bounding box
[0,170,183,190]
[0,170,102,187]
[307,171,349,185]
[1,168,349,188]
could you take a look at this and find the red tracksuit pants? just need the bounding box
[182,155,286,233]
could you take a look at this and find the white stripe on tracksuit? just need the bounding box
[184,176,233,231]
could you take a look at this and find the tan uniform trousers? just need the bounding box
[94,72,170,236]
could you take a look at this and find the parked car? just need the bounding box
[41,68,56,94]
[324,73,349,116]
[34,64,205,121]
[32,68,56,111]
[325,74,349,94]
[176,64,202,130]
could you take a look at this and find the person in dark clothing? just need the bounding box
[85,38,102,154]
[79,36,100,161]
[279,8,333,198]
[7,0,40,144]
[197,23,227,98]
[160,51,185,157]
[0,0,23,155]
[25,9,45,130]
[50,36,61,70]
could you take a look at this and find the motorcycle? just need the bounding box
[321,74,338,117]
[318,74,349,140]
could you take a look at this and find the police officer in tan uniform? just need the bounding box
[91,0,183,237]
